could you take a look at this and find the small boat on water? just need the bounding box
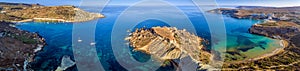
[78,39,82,42]
[90,42,96,46]
[77,38,82,42]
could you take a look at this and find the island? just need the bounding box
[209,6,300,70]
[126,27,212,69]
[0,2,104,22]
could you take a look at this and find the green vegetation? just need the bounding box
[223,46,300,70]
[260,22,278,26]
[12,34,37,44]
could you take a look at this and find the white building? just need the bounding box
[0,11,6,13]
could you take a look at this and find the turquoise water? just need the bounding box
[16,6,281,70]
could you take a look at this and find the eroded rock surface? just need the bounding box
[126,27,211,66]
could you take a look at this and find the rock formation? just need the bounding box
[126,27,211,67]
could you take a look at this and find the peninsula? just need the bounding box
[126,27,212,69]
[0,2,104,23]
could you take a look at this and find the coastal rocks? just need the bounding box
[55,55,76,71]
[0,21,45,70]
[249,22,300,39]
[126,27,211,67]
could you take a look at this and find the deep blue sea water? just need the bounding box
[16,6,281,71]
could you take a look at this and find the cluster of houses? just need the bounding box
[250,13,290,21]
[250,13,300,25]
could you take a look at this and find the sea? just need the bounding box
[16,5,282,71]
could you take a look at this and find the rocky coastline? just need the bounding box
[245,21,300,70]
[208,6,300,23]
[209,6,300,70]
[249,23,300,39]
[0,21,46,70]
[0,2,106,70]
[126,27,212,69]
[0,2,104,23]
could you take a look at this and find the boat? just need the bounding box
[90,42,96,46]
[77,38,82,42]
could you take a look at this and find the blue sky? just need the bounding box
[1,0,300,7]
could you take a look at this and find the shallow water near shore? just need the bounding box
[16,6,282,70]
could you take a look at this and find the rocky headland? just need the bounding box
[210,6,300,70]
[126,27,212,69]
[0,2,104,23]
[250,21,300,39]
[0,21,45,70]
[208,6,300,23]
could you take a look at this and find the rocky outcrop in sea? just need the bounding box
[126,27,211,69]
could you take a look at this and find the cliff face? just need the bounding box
[0,21,45,70]
[126,27,211,68]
